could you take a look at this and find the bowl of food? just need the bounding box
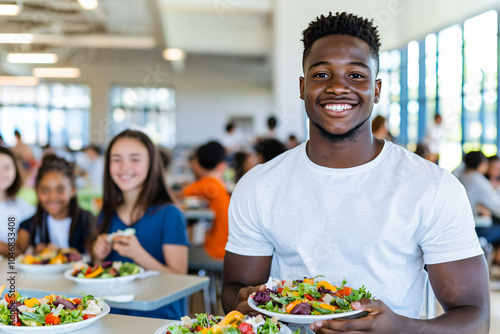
[16,248,83,274]
[64,261,144,289]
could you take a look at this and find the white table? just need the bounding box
[0,260,208,311]
[71,314,175,333]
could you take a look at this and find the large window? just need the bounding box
[0,83,90,150]
[109,86,176,147]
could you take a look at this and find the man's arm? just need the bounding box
[311,255,490,334]
[221,251,272,313]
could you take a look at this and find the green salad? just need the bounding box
[71,261,140,279]
[0,292,103,327]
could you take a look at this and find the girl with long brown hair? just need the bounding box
[91,129,188,319]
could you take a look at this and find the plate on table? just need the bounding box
[16,262,73,274]
[247,295,368,324]
[154,320,294,334]
[63,267,145,288]
[0,303,110,333]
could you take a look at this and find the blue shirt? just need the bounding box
[103,204,189,320]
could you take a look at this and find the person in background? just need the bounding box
[221,122,240,156]
[180,141,230,260]
[91,130,188,319]
[458,151,500,264]
[263,116,278,139]
[0,147,35,256]
[486,155,500,191]
[80,144,104,189]
[11,130,36,185]
[414,142,431,161]
[371,114,394,142]
[286,134,301,149]
[254,138,286,163]
[222,12,489,333]
[157,145,172,182]
[424,114,446,164]
[17,154,95,255]
[233,150,258,184]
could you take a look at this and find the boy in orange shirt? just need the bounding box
[182,141,230,259]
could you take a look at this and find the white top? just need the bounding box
[0,198,35,243]
[226,141,482,319]
[47,215,71,248]
[424,123,446,154]
[458,171,500,218]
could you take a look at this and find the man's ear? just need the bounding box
[374,79,382,103]
[299,76,305,100]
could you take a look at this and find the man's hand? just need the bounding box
[234,284,267,315]
[310,298,406,333]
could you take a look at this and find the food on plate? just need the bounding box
[71,261,140,279]
[106,228,136,243]
[18,248,82,265]
[251,276,373,315]
[163,311,298,334]
[0,291,104,327]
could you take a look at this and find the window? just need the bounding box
[0,83,90,150]
[109,86,176,147]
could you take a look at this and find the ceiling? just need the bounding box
[0,0,498,75]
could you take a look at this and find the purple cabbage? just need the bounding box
[253,289,273,306]
[318,287,334,295]
[289,302,311,315]
[66,253,82,262]
[52,298,76,310]
[101,261,113,269]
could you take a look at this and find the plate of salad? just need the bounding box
[63,261,143,287]
[247,277,372,324]
[154,311,298,334]
[16,249,83,274]
[0,291,109,333]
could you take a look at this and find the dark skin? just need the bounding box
[222,34,490,333]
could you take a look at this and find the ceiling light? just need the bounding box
[33,68,81,78]
[0,4,20,15]
[0,34,33,44]
[162,48,186,61]
[0,76,39,86]
[7,53,58,64]
[77,0,98,10]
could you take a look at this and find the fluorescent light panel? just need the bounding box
[0,76,39,86]
[7,53,58,64]
[77,0,98,10]
[0,4,20,16]
[162,48,186,61]
[33,68,81,78]
[0,34,33,44]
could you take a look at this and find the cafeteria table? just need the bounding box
[0,259,209,311]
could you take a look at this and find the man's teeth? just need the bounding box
[324,104,353,111]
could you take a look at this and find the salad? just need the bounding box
[71,261,140,279]
[0,291,104,327]
[18,248,82,265]
[164,312,298,334]
[251,277,373,315]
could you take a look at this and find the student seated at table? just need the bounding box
[0,147,35,256]
[180,141,230,260]
[91,129,189,320]
[17,154,95,255]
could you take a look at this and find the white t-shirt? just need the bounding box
[46,215,71,249]
[226,141,483,319]
[0,198,35,243]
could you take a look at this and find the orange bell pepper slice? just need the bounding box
[84,265,103,278]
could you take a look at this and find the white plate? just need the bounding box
[63,267,145,288]
[247,295,367,324]
[16,263,73,275]
[154,320,293,334]
[0,302,110,333]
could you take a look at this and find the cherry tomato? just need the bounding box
[83,314,96,320]
[238,323,254,334]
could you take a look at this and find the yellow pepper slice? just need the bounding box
[24,298,39,308]
[218,310,244,327]
[84,265,103,278]
[303,278,315,285]
[317,281,337,292]
[319,303,338,312]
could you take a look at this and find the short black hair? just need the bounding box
[302,12,381,72]
[196,141,226,170]
[464,151,487,169]
[255,138,286,163]
[267,116,277,130]
[226,122,235,133]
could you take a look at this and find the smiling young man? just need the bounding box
[221,12,490,333]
